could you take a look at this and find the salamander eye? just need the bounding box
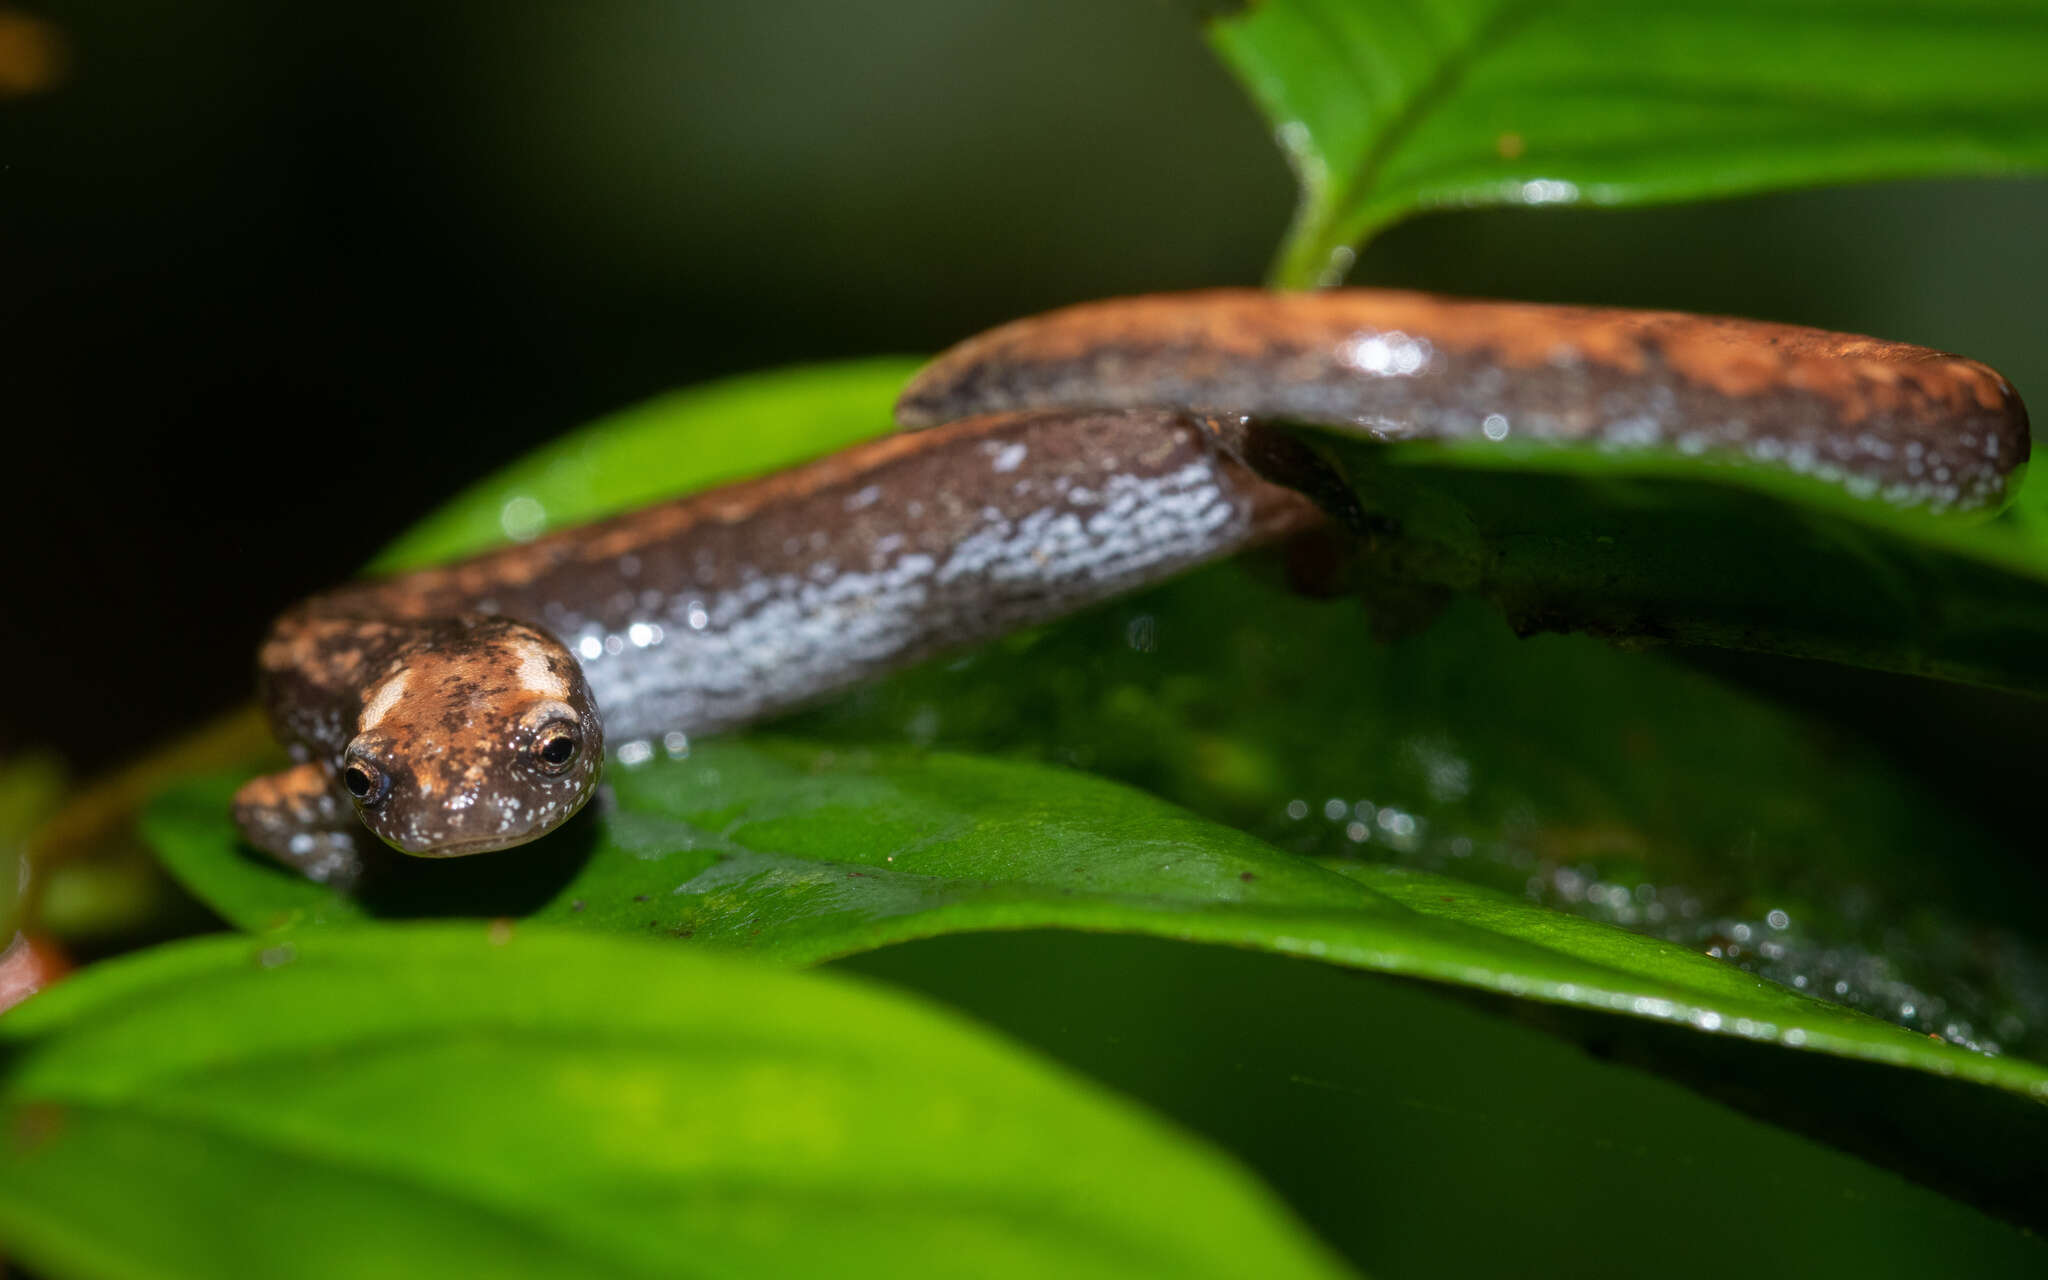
[532,721,581,774]
[342,759,390,807]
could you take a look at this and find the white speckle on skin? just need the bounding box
[580,449,1252,744]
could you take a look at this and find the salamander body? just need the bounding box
[236,289,2029,883]
[235,406,1321,882]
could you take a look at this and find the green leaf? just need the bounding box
[844,931,2048,1271]
[1197,0,2048,690]
[786,562,2048,1051]
[141,740,2048,1103]
[1311,435,2048,693]
[372,357,920,571]
[1207,0,2048,287]
[0,752,66,936]
[0,926,1348,1280]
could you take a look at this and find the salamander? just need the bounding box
[899,290,2026,511]
[234,406,1324,883]
[235,289,2029,884]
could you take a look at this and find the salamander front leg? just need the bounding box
[232,762,372,887]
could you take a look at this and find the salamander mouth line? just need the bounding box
[397,831,549,859]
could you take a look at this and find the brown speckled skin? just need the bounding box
[897,290,2030,511]
[230,762,362,885]
[237,615,605,882]
[237,407,1324,882]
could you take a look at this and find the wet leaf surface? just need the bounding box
[144,735,2048,1103]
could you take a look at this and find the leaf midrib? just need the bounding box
[1314,0,1540,262]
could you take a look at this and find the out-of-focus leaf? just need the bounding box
[15,708,273,942]
[0,753,66,937]
[372,357,920,570]
[1207,0,2048,286]
[0,925,1348,1280]
[842,931,2048,1270]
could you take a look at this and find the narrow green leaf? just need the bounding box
[141,741,2048,1103]
[1207,0,2048,286]
[0,926,1349,1280]
[371,357,920,571]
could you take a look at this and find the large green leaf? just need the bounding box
[785,565,2048,1055]
[0,926,1347,1280]
[1207,0,2048,287]
[140,740,2048,1103]
[844,931,2048,1273]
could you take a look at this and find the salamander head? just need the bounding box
[339,618,604,856]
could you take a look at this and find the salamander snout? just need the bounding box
[340,618,605,857]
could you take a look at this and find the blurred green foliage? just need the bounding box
[0,927,1350,1280]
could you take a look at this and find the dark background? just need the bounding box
[7,0,2046,773]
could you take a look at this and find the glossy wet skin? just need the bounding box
[336,620,604,856]
[899,289,2029,511]
[234,406,1321,882]
[232,615,606,869]
[236,288,2030,884]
